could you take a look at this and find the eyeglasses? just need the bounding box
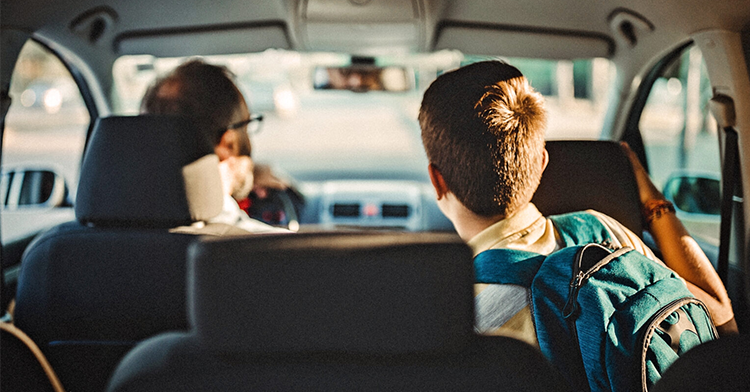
[226,114,264,135]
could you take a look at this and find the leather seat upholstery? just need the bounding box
[14,115,226,392]
[107,232,571,392]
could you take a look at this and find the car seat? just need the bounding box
[13,115,243,392]
[533,140,643,236]
[107,232,571,392]
[1,320,64,392]
[652,332,750,392]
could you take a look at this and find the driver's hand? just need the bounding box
[253,163,288,199]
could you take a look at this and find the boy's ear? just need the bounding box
[428,163,449,200]
[541,148,549,173]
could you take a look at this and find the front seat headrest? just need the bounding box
[532,140,643,236]
[187,232,475,355]
[75,115,224,228]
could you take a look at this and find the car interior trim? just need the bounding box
[113,21,291,56]
[433,20,615,59]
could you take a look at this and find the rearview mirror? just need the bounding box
[313,66,412,92]
[662,172,720,215]
[1,168,70,210]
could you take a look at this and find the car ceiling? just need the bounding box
[4,0,750,57]
[2,0,750,120]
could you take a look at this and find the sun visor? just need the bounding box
[434,23,614,60]
[114,22,290,57]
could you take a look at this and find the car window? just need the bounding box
[638,45,720,246]
[2,40,88,244]
[463,56,615,140]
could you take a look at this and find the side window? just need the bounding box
[639,45,720,246]
[2,40,88,244]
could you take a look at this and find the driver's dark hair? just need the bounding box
[141,59,251,156]
[419,60,547,217]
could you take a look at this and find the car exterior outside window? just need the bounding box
[2,40,88,245]
[638,45,721,246]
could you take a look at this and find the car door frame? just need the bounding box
[619,35,750,332]
[0,34,98,310]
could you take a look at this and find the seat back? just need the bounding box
[107,232,571,392]
[1,322,64,392]
[653,333,750,392]
[14,115,225,392]
[532,140,643,236]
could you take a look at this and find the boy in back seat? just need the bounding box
[418,60,737,343]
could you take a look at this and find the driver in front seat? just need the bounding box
[140,59,288,233]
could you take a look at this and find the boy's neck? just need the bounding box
[441,194,511,242]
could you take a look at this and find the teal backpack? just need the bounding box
[474,211,718,392]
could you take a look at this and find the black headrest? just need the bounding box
[187,232,474,355]
[75,116,224,228]
[532,140,643,235]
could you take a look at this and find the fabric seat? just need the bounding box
[533,140,643,236]
[652,333,750,392]
[13,115,235,392]
[107,232,571,392]
[0,321,62,392]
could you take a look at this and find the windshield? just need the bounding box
[112,50,614,184]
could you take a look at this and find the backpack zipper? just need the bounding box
[563,245,632,319]
[560,244,632,391]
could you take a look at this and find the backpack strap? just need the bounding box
[474,249,545,287]
[474,211,614,286]
[474,211,614,287]
[473,249,544,334]
[548,211,614,247]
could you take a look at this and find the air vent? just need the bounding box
[382,204,409,218]
[332,203,360,217]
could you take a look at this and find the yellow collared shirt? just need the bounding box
[468,203,655,347]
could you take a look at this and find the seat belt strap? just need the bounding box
[711,94,740,285]
[548,211,614,247]
[0,321,66,392]
[718,127,738,285]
